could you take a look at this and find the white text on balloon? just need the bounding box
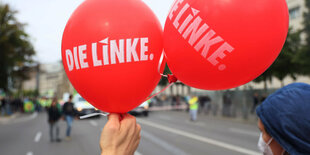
[169,0,234,71]
[65,37,153,71]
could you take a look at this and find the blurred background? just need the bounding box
[1,0,310,155]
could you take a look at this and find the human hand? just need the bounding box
[100,113,141,155]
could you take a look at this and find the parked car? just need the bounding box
[73,94,100,117]
[129,101,149,117]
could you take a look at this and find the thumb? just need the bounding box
[106,113,121,128]
[108,113,121,122]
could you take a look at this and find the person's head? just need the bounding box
[69,94,73,101]
[254,92,259,97]
[256,83,310,155]
[51,98,58,107]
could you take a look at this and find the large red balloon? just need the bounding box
[164,0,289,90]
[61,0,164,113]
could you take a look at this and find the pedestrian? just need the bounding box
[1,96,8,116]
[47,98,62,142]
[189,95,199,121]
[199,95,211,115]
[0,96,4,116]
[198,95,205,114]
[222,91,232,117]
[171,95,176,107]
[256,83,310,154]
[62,94,76,140]
[260,93,267,103]
[175,95,181,110]
[251,92,259,114]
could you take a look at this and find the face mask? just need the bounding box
[258,133,274,155]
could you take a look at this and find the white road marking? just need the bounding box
[34,131,42,143]
[89,120,98,127]
[134,151,143,155]
[26,151,33,155]
[141,130,188,155]
[229,128,259,137]
[137,119,260,155]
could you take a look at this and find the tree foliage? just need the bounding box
[0,3,35,92]
[272,28,301,82]
[254,28,301,88]
[295,0,310,75]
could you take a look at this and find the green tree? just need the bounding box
[272,28,301,86]
[295,0,310,75]
[253,28,301,89]
[0,3,35,92]
[253,68,272,91]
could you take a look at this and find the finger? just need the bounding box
[132,134,141,154]
[135,124,141,136]
[119,114,136,136]
[108,113,121,122]
[105,113,121,131]
[121,113,136,126]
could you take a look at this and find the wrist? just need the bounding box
[101,149,117,155]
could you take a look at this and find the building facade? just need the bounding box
[38,62,74,98]
[22,62,74,98]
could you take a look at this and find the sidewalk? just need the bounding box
[0,112,38,125]
[149,105,258,125]
[0,112,20,124]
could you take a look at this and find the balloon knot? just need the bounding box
[167,74,178,84]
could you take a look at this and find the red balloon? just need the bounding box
[164,0,289,90]
[61,0,164,113]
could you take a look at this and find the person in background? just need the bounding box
[1,96,8,116]
[189,95,199,121]
[198,95,205,114]
[260,93,267,103]
[251,92,259,114]
[47,98,62,142]
[222,91,232,117]
[0,96,4,115]
[62,94,75,140]
[256,83,310,154]
[199,95,211,115]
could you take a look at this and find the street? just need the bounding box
[0,111,260,155]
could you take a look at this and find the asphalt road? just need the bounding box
[0,111,261,155]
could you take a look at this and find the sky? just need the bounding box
[1,0,175,63]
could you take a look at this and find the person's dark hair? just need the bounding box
[51,98,58,106]
[69,94,73,100]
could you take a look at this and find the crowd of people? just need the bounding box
[0,96,40,115]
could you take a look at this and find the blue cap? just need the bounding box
[256,83,310,155]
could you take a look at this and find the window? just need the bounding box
[289,6,301,19]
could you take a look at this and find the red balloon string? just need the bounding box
[145,74,178,101]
